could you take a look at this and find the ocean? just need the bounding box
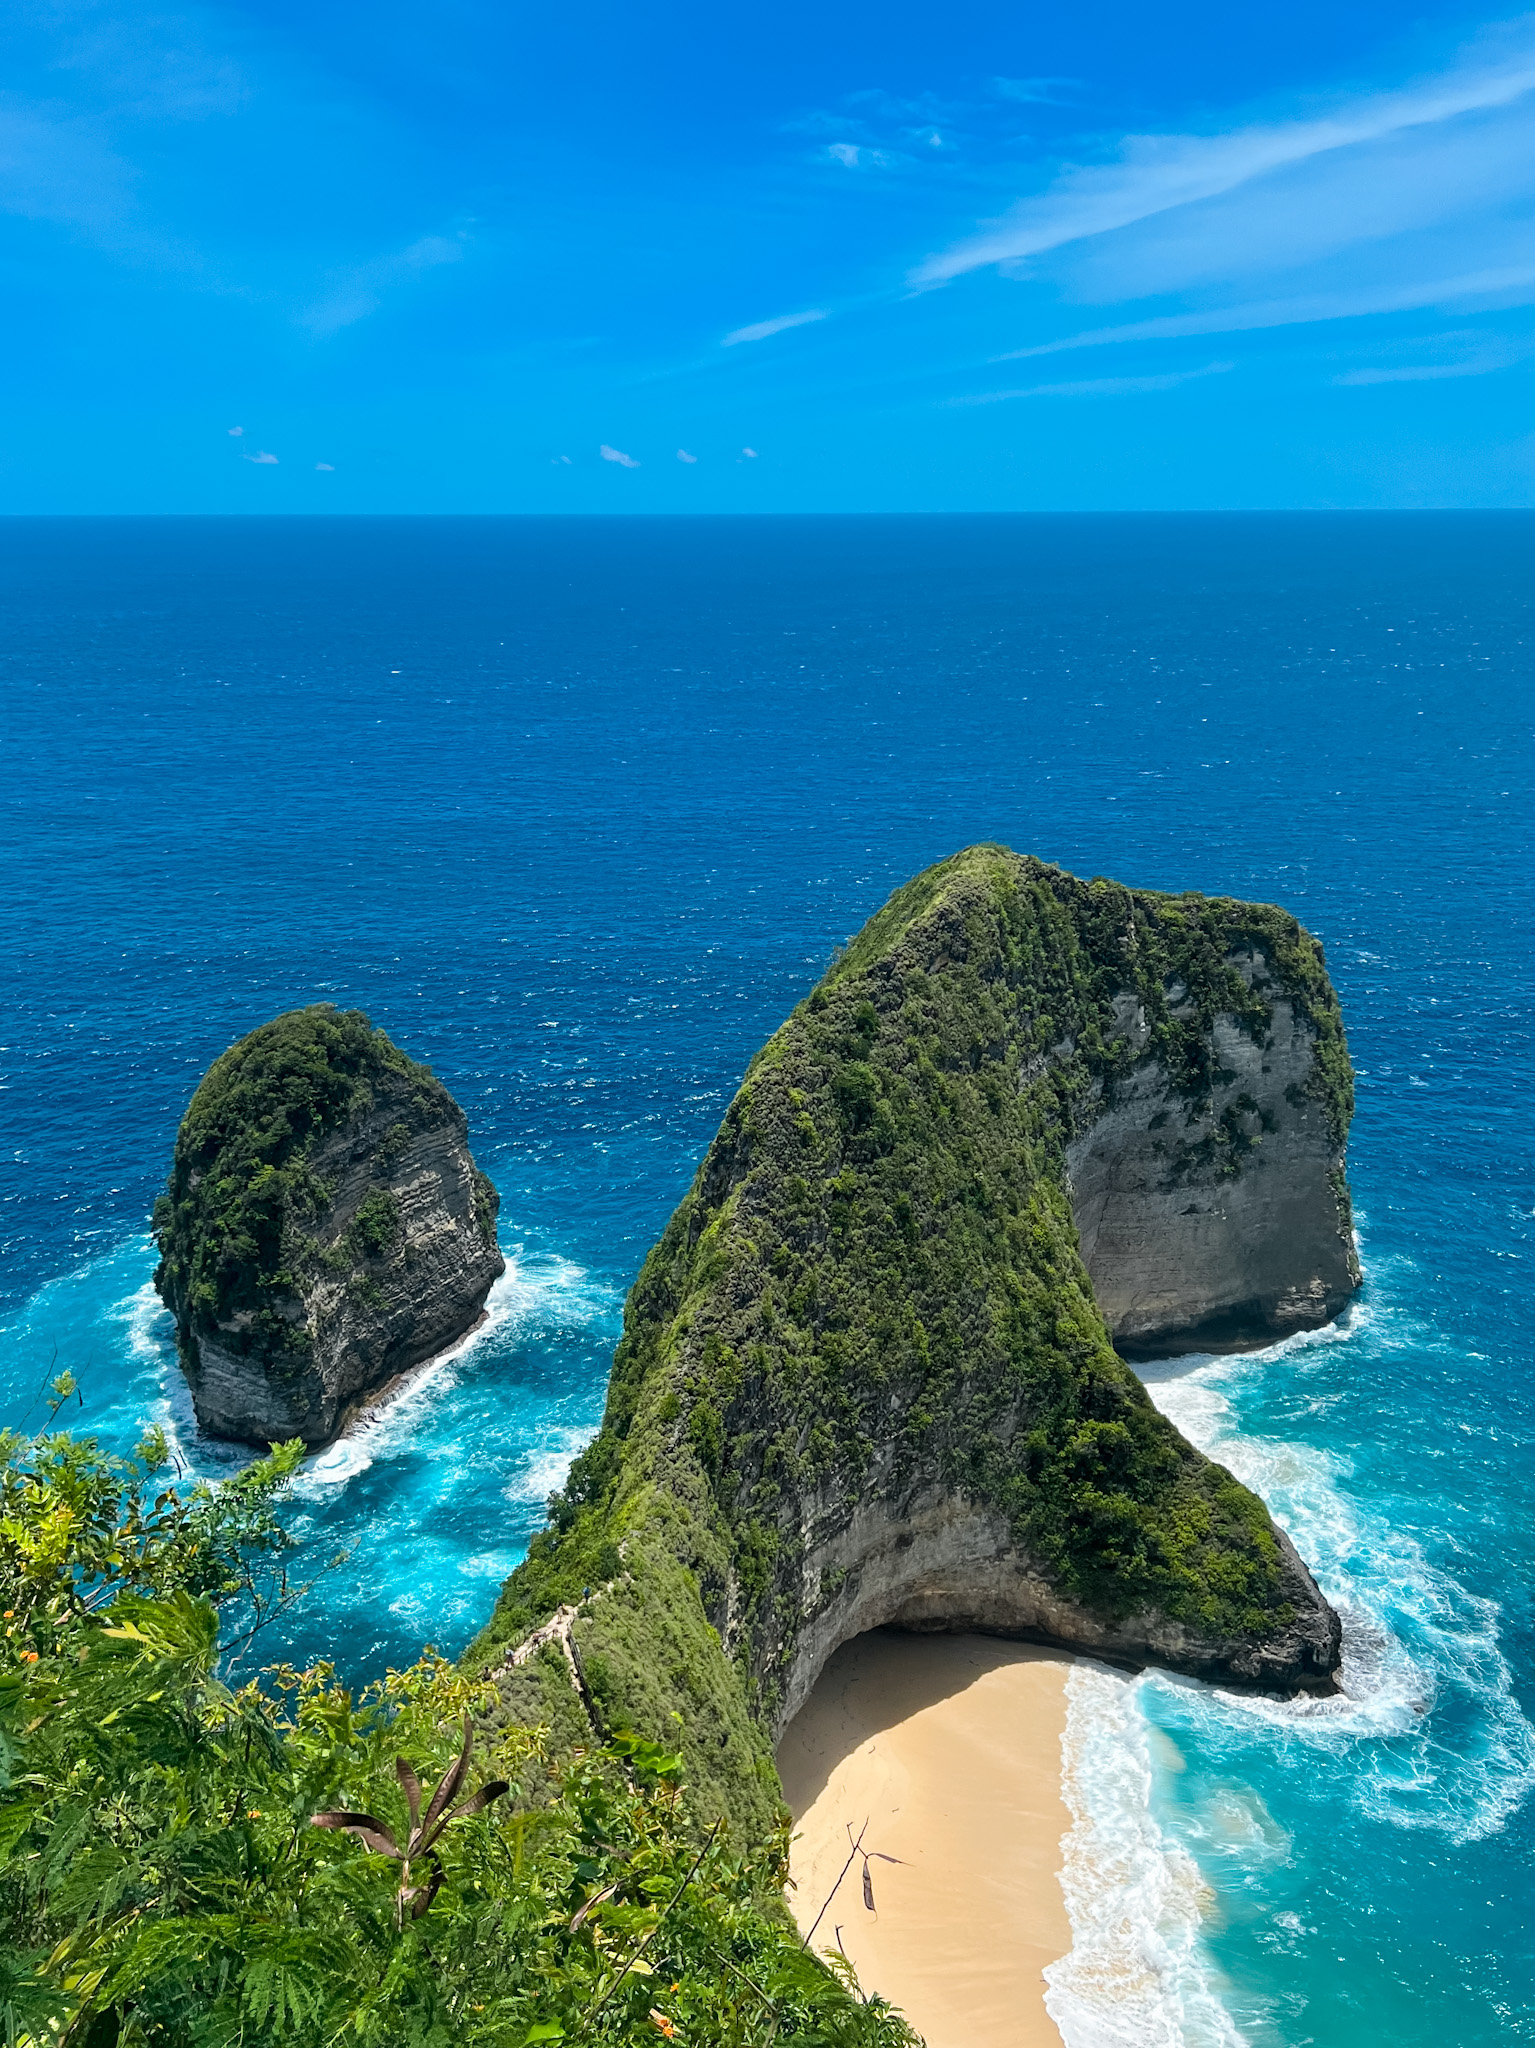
[2,511,1531,2044]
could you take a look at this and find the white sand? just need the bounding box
[777,1630,1071,2048]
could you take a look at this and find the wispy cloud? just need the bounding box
[0,101,137,233]
[989,262,1535,360]
[676,448,698,462]
[0,19,257,272]
[245,449,278,463]
[1338,361,1494,383]
[1333,327,1533,382]
[992,77,1079,106]
[49,9,249,122]
[600,444,639,467]
[302,233,467,336]
[952,360,1235,403]
[722,308,827,346]
[917,35,1535,286]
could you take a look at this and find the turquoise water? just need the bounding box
[3,513,1532,2041]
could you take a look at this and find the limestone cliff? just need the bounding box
[1066,941,1357,1355]
[154,1006,504,1448]
[470,849,1354,1841]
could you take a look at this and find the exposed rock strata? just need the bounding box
[1067,947,1359,1356]
[774,1478,1339,1732]
[154,1006,504,1448]
[472,848,1354,1840]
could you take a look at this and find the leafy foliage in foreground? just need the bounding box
[0,1422,915,2048]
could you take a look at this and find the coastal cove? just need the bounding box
[4,514,1535,2042]
[779,1631,1074,2048]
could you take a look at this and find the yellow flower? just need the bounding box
[247,1809,262,1819]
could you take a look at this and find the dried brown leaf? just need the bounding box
[310,1812,403,1860]
[422,1715,474,1837]
[396,1757,423,1834]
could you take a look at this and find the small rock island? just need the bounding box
[153,1005,504,1447]
[471,847,1357,1841]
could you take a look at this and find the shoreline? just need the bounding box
[777,1630,1072,2048]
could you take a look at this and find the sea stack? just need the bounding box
[472,847,1354,1842]
[153,1005,504,1448]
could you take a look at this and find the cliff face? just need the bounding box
[470,849,1354,1841]
[1066,942,1359,1355]
[154,1007,504,1448]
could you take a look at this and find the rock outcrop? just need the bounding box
[154,1006,504,1448]
[470,849,1353,1842]
[1066,944,1358,1356]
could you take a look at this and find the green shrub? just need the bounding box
[0,1415,917,2048]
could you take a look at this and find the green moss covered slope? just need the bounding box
[155,1005,504,1445]
[154,1008,445,1351]
[471,848,1349,1841]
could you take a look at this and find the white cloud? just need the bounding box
[917,35,1535,287]
[1338,361,1489,383]
[246,450,278,463]
[50,12,248,123]
[552,454,572,465]
[302,233,467,336]
[993,77,1079,105]
[677,448,698,463]
[742,446,759,457]
[953,361,1235,403]
[1333,328,1531,382]
[828,143,862,168]
[227,425,243,436]
[990,261,1535,360]
[722,309,827,346]
[314,461,335,470]
[600,444,639,467]
[0,102,133,233]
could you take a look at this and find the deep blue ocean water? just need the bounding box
[2,512,1532,2045]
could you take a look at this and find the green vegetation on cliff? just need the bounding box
[473,847,1350,1835]
[0,850,1354,2042]
[0,1408,915,2048]
[152,1005,495,1370]
[153,1006,449,1358]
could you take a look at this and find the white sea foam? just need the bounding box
[502,1424,598,1508]
[290,1246,615,1500]
[1140,1332,1535,1843]
[114,1275,173,1369]
[1045,1664,1247,2048]
[1046,1302,1535,2046]
[109,1279,235,1478]
[87,1238,615,1506]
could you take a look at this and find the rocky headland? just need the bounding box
[153,1005,504,1447]
[470,846,1356,1841]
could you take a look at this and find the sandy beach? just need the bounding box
[777,1630,1072,2048]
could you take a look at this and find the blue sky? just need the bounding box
[5,0,1535,509]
